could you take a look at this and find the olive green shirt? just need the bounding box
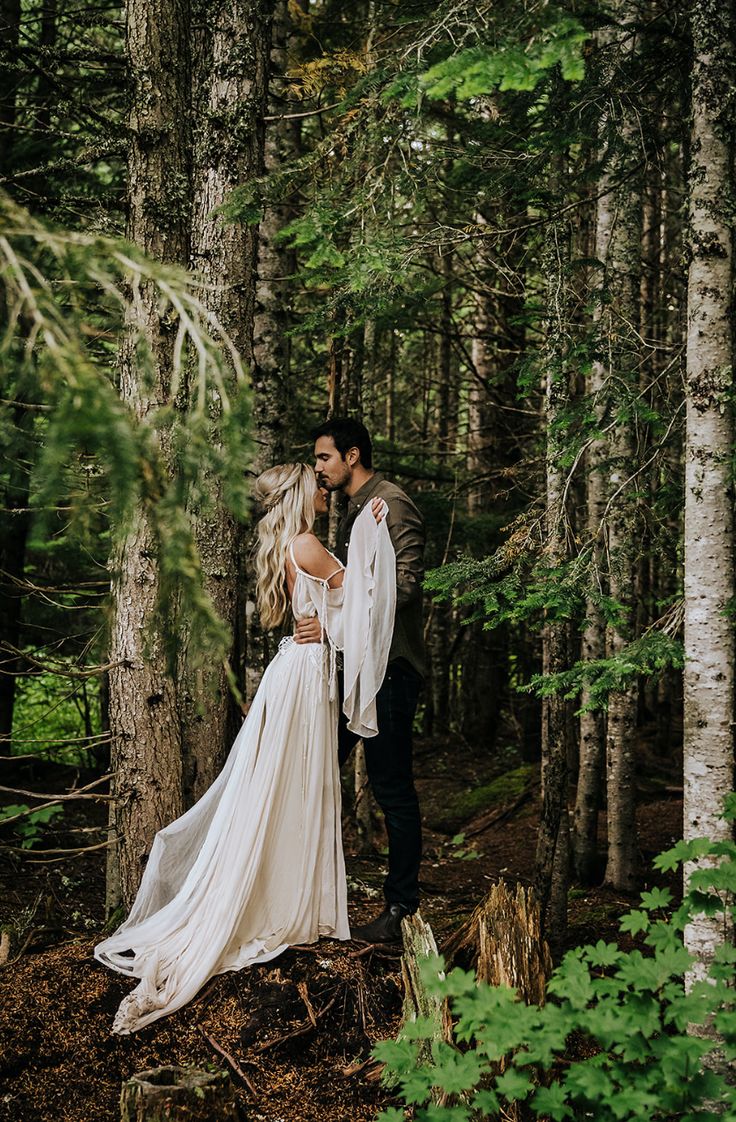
[335,472,426,679]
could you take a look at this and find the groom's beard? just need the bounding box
[316,474,348,493]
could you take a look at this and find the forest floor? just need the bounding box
[0,732,682,1122]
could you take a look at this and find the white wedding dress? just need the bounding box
[95,505,396,1034]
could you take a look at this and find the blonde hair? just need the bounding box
[253,462,317,629]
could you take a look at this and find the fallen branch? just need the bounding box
[341,1057,384,1079]
[197,1027,258,1097]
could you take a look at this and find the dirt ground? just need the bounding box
[0,735,683,1122]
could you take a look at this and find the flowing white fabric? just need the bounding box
[95,558,349,1034]
[342,501,397,738]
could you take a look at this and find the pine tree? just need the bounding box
[178,0,271,803]
[106,0,191,910]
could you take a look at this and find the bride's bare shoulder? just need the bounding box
[291,533,342,582]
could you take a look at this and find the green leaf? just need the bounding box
[639,886,673,911]
[619,910,650,936]
[532,1082,572,1120]
[547,952,593,1008]
[584,939,623,967]
[494,1066,532,1101]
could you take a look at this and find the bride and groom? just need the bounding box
[95,417,426,1034]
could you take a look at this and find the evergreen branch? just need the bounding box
[522,629,684,712]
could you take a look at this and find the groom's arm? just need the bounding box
[385,495,424,608]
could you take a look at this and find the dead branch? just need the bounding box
[0,777,112,829]
[2,837,113,861]
[197,1028,258,1097]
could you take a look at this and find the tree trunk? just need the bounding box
[443,881,552,1004]
[573,191,607,883]
[239,0,300,707]
[683,0,735,985]
[106,0,191,911]
[399,912,453,1074]
[467,282,492,517]
[0,400,32,753]
[251,0,299,466]
[0,0,21,171]
[534,180,571,952]
[178,0,271,803]
[598,11,643,894]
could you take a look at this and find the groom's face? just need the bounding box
[314,435,353,492]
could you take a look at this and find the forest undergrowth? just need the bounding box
[0,730,682,1122]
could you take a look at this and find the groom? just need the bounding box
[295,417,425,943]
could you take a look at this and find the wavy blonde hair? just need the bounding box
[253,462,317,629]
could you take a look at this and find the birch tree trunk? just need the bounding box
[107,0,190,910]
[683,0,735,983]
[178,0,271,803]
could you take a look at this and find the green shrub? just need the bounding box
[375,801,736,1121]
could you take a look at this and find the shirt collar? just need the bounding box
[348,471,385,510]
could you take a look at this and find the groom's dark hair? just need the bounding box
[311,417,373,470]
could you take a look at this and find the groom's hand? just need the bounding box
[294,617,323,644]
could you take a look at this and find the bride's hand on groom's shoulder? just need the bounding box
[371,497,386,524]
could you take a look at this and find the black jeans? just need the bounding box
[338,661,422,912]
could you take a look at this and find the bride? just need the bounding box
[95,462,395,1034]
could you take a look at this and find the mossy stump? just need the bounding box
[120,1067,239,1122]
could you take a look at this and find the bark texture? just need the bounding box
[683,0,735,982]
[106,0,191,910]
[534,188,571,952]
[251,0,297,467]
[573,227,607,882]
[244,0,300,705]
[179,0,272,803]
[399,912,453,1072]
[443,881,552,1004]
[595,11,643,893]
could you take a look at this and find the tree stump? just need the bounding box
[399,912,453,1063]
[443,880,551,1004]
[120,1067,240,1122]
